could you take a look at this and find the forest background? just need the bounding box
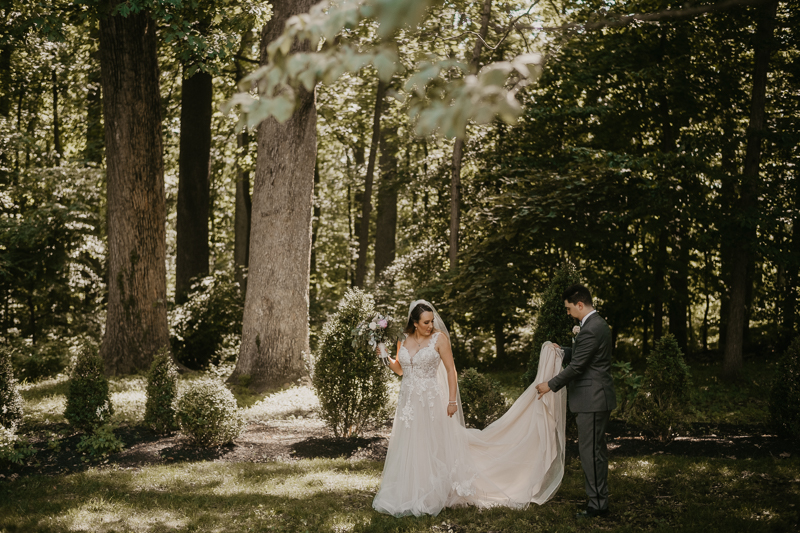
[0,0,798,390]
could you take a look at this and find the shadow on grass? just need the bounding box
[291,437,384,460]
[1,455,798,532]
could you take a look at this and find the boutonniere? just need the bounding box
[572,325,580,344]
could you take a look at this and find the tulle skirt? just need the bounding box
[373,342,566,517]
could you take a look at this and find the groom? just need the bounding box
[535,284,616,519]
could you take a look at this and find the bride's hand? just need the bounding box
[447,403,457,418]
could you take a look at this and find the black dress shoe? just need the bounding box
[576,508,609,519]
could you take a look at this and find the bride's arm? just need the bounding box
[385,340,403,376]
[436,334,458,417]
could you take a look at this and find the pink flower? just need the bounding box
[572,326,581,335]
[378,319,388,329]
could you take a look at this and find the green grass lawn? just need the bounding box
[4,353,797,532]
[1,455,797,532]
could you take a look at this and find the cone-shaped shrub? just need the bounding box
[770,337,800,440]
[629,334,692,441]
[0,348,23,429]
[144,347,179,433]
[176,379,244,446]
[313,288,390,437]
[459,368,506,429]
[523,262,580,385]
[64,345,113,431]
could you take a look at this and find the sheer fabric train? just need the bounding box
[373,341,566,517]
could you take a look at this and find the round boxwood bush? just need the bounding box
[64,345,113,431]
[770,337,800,440]
[458,368,507,429]
[0,348,24,429]
[144,347,179,433]
[313,288,390,438]
[176,379,244,446]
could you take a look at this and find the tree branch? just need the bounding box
[521,0,774,33]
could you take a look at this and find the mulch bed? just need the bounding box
[1,419,796,482]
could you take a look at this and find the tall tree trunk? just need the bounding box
[0,44,11,182]
[234,129,252,294]
[449,0,493,272]
[175,70,212,303]
[668,223,690,354]
[374,124,399,280]
[494,320,505,362]
[52,68,62,165]
[233,32,255,296]
[310,160,321,309]
[653,230,667,340]
[354,79,387,287]
[98,8,169,375]
[723,0,778,380]
[0,44,10,117]
[785,179,800,343]
[85,23,104,165]
[229,0,317,392]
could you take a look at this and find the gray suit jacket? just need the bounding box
[547,312,617,413]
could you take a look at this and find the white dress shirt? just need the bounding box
[581,309,597,327]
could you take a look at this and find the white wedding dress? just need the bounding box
[373,335,566,517]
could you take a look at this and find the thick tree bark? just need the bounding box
[723,0,778,380]
[229,0,317,392]
[354,79,387,287]
[98,8,169,375]
[175,70,212,303]
[374,124,399,279]
[449,0,493,272]
[234,129,252,294]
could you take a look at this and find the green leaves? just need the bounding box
[226,0,544,138]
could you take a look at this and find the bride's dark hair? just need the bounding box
[404,302,433,335]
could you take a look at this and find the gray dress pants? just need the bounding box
[576,411,611,511]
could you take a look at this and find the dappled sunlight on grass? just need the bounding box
[110,390,146,425]
[1,455,798,532]
[244,385,321,422]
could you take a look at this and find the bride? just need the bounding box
[372,300,567,517]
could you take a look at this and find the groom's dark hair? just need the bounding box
[562,284,593,307]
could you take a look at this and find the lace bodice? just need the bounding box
[397,332,443,428]
[398,332,442,378]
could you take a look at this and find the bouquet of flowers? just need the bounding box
[352,313,403,366]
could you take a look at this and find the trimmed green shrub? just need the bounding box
[76,423,125,460]
[170,272,244,370]
[629,334,692,441]
[144,347,179,433]
[523,262,581,385]
[459,368,507,429]
[64,345,113,431]
[0,424,36,466]
[176,379,244,446]
[313,288,390,437]
[0,348,24,429]
[770,337,800,440]
[612,360,643,415]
